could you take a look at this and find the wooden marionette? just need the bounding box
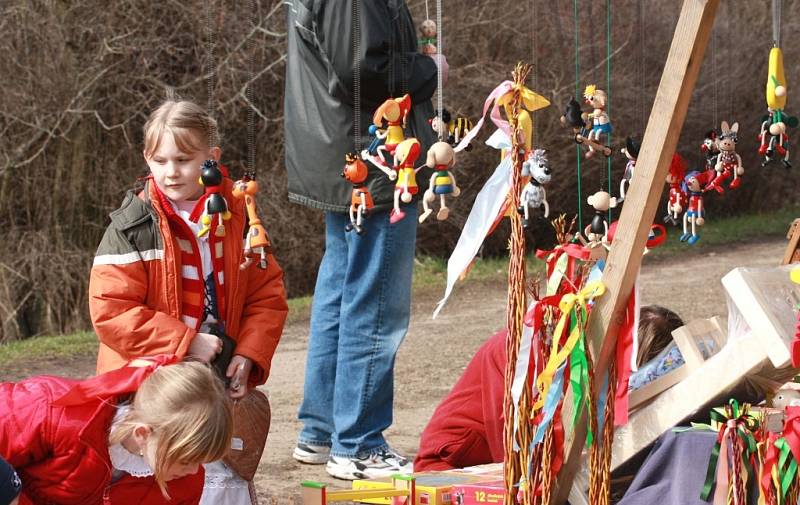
[680,170,713,245]
[430,108,475,151]
[517,148,551,228]
[759,39,796,168]
[582,84,612,158]
[619,136,641,201]
[362,94,411,178]
[560,96,612,157]
[197,159,232,238]
[664,153,688,226]
[418,19,437,55]
[706,121,743,194]
[420,141,459,223]
[389,137,422,224]
[341,153,374,235]
[700,129,719,174]
[578,190,618,250]
[232,178,272,270]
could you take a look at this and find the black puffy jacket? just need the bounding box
[284,0,438,212]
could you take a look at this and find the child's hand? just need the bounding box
[188,332,222,363]
[227,355,253,399]
[428,54,449,87]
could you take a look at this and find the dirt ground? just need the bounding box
[0,238,788,502]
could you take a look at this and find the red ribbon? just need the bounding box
[614,288,637,426]
[53,355,179,407]
[761,432,780,501]
[783,407,800,464]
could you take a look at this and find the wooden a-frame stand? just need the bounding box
[551,1,721,503]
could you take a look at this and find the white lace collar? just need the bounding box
[108,404,154,478]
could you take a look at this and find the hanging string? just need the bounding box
[772,0,782,47]
[725,7,732,121]
[425,0,430,24]
[246,0,256,179]
[605,0,612,221]
[389,5,396,97]
[712,13,718,129]
[400,8,409,96]
[573,0,582,231]
[531,0,538,147]
[436,0,443,140]
[639,0,645,133]
[353,0,363,151]
[205,0,218,147]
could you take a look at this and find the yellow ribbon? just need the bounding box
[532,280,606,411]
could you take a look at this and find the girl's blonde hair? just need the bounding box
[109,361,233,496]
[143,100,219,158]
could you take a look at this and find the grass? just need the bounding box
[0,331,97,367]
[2,208,796,367]
[647,206,798,258]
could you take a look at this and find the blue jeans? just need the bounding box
[297,206,417,458]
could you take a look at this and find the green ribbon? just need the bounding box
[775,438,798,500]
[568,308,592,446]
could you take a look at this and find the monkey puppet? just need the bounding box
[420,141,459,223]
[578,190,618,250]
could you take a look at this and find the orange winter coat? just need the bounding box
[89,178,288,384]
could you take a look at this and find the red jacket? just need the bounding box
[0,374,203,505]
[414,330,507,471]
[89,178,288,383]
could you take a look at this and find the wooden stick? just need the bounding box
[551,1,720,502]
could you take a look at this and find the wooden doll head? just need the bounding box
[373,94,412,126]
[425,141,455,169]
[717,121,739,152]
[395,138,421,167]
[420,19,437,38]
[587,190,617,211]
[583,85,607,109]
[342,153,369,184]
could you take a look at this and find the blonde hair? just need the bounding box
[109,361,233,496]
[143,100,220,158]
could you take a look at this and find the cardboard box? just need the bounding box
[352,472,494,505]
[450,480,505,505]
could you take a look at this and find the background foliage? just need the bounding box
[1,0,798,339]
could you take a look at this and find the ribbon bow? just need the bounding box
[532,281,605,412]
[53,354,179,407]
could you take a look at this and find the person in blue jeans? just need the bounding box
[284,0,444,480]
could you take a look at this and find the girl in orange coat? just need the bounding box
[88,100,289,503]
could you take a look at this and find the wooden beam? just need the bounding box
[552,1,720,502]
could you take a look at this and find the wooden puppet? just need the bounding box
[390,137,422,224]
[664,153,688,227]
[706,121,743,194]
[758,108,795,168]
[680,170,713,245]
[759,44,795,168]
[700,129,719,175]
[197,159,232,238]
[619,136,641,201]
[560,96,612,157]
[232,178,272,269]
[420,141,459,223]
[341,153,374,235]
[578,190,617,250]
[430,109,475,151]
[582,85,612,158]
[363,94,412,179]
[418,19,437,55]
[518,149,551,228]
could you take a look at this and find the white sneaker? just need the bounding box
[326,447,413,480]
[293,442,331,464]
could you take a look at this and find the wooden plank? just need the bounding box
[783,218,800,264]
[552,1,720,502]
[610,335,769,471]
